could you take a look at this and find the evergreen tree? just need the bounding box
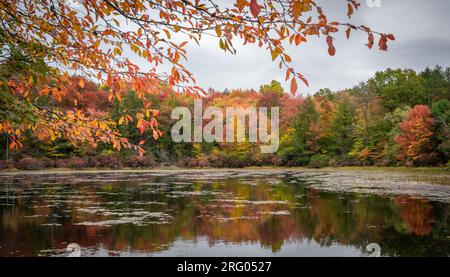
[432,100,450,163]
[278,97,319,165]
[330,97,357,159]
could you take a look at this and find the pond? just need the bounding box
[0,169,450,257]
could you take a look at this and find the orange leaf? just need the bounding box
[290,77,298,95]
[9,141,16,151]
[174,51,180,63]
[78,79,85,88]
[347,3,353,18]
[295,34,302,46]
[236,0,248,12]
[292,2,302,19]
[179,41,188,48]
[285,69,291,81]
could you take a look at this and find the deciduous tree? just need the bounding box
[395,105,436,165]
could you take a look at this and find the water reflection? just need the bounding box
[0,170,449,257]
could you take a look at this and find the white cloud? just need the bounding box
[170,0,450,95]
[111,0,449,96]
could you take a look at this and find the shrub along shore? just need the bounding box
[1,156,449,171]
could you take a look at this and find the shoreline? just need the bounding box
[0,166,448,175]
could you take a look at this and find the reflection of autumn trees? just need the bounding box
[395,196,435,236]
[1,178,450,256]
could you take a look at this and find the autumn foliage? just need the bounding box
[1,2,447,169]
[395,105,436,165]
[2,64,449,170]
[0,0,394,154]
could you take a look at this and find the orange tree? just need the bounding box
[395,105,436,165]
[0,0,393,154]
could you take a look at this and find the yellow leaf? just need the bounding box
[271,49,279,61]
[49,130,56,141]
[219,39,225,50]
[215,25,222,37]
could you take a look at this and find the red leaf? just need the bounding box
[378,36,388,51]
[366,33,374,49]
[290,77,298,95]
[153,129,159,140]
[139,125,145,134]
[326,36,336,56]
[345,27,351,39]
[299,75,309,87]
[387,34,395,41]
[250,0,261,17]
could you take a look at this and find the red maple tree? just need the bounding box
[395,105,436,165]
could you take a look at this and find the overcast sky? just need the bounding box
[176,0,450,95]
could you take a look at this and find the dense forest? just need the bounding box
[1,66,449,170]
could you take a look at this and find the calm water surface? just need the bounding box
[1,169,449,257]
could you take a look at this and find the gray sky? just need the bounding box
[178,0,450,95]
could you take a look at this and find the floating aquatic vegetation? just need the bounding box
[257,210,291,215]
[22,214,46,218]
[170,191,222,196]
[75,212,172,226]
[217,199,290,205]
[293,170,450,203]
[214,216,261,222]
